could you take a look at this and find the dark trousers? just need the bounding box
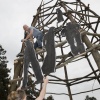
[22,40,43,87]
[42,27,56,75]
[64,29,85,55]
[34,33,43,49]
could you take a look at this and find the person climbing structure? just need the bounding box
[16,25,43,57]
[22,25,43,51]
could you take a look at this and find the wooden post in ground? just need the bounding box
[10,58,23,91]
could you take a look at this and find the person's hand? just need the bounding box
[43,76,48,84]
[21,39,27,42]
[17,87,21,90]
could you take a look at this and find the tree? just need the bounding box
[46,95,54,100]
[85,95,97,100]
[0,44,10,100]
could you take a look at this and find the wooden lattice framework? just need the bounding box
[10,0,100,100]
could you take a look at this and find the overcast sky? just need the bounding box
[0,0,100,100]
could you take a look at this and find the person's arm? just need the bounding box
[21,29,33,42]
[25,29,33,40]
[36,77,48,100]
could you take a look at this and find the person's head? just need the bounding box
[23,25,29,31]
[8,89,26,100]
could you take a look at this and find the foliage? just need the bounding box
[85,95,97,100]
[46,95,54,100]
[0,44,10,100]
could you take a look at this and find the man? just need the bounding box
[21,25,43,51]
[8,77,48,100]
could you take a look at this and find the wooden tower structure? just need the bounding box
[10,0,100,100]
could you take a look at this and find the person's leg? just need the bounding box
[34,41,38,50]
[36,33,43,48]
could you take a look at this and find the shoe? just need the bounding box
[16,52,24,57]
